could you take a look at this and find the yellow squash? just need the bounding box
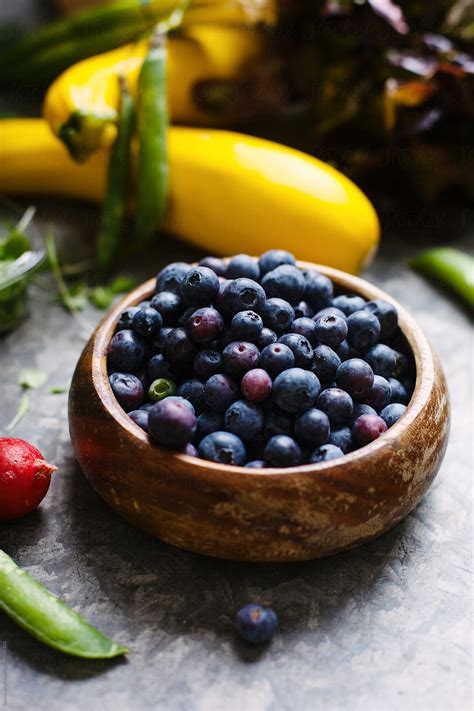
[0,119,379,273]
[44,24,269,161]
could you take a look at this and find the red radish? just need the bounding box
[0,438,57,521]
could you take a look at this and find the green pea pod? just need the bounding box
[0,550,127,659]
[135,29,168,244]
[97,75,134,272]
[410,247,474,310]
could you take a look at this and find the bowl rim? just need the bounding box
[92,261,433,478]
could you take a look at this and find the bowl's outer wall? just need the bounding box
[69,266,450,562]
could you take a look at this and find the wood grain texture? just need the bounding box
[68,263,450,562]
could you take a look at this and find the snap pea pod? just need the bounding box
[135,29,169,244]
[0,550,127,658]
[410,247,474,310]
[97,75,134,272]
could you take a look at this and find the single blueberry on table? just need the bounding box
[177,378,206,414]
[273,368,321,414]
[261,264,306,303]
[132,306,163,340]
[258,248,296,276]
[109,372,144,412]
[352,413,387,447]
[188,307,224,343]
[198,255,227,277]
[316,387,353,425]
[277,333,313,369]
[332,294,366,316]
[180,266,220,306]
[155,262,190,294]
[222,341,260,378]
[262,298,295,334]
[365,299,398,339]
[294,408,330,448]
[108,329,146,373]
[264,435,302,467]
[346,310,381,351]
[310,443,344,463]
[224,400,264,442]
[162,327,197,367]
[148,377,177,402]
[198,431,246,466]
[260,342,295,377]
[313,313,348,348]
[195,411,224,441]
[117,306,140,331]
[365,344,397,379]
[328,426,352,453]
[148,398,197,449]
[293,300,313,319]
[312,344,341,384]
[148,353,174,382]
[388,377,408,404]
[241,368,273,403]
[303,270,333,310]
[231,310,263,341]
[263,409,294,440]
[365,375,392,411]
[193,350,223,380]
[256,327,277,350]
[380,403,406,427]
[204,374,240,412]
[335,358,374,399]
[291,317,318,345]
[128,409,149,432]
[235,604,278,643]
[226,254,260,281]
[150,291,183,325]
[220,278,266,317]
[245,460,266,469]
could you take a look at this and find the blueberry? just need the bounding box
[392,350,409,379]
[293,300,313,319]
[179,306,198,327]
[177,378,206,413]
[117,306,140,331]
[262,298,295,334]
[108,330,145,373]
[295,408,330,448]
[245,460,266,469]
[277,333,313,369]
[182,443,199,457]
[273,368,321,414]
[255,328,276,350]
[231,310,263,341]
[150,291,183,325]
[316,387,353,425]
[212,326,233,351]
[380,403,406,427]
[204,374,239,412]
[328,426,352,453]
[128,409,149,432]
[180,266,220,306]
[262,265,305,303]
[332,294,366,316]
[388,378,408,404]
[152,326,173,352]
[351,403,377,423]
[226,254,260,281]
[303,270,334,310]
[224,400,264,441]
[365,299,398,339]
[365,375,392,411]
[365,344,396,378]
[221,278,266,317]
[352,414,387,447]
[264,435,302,467]
[312,345,341,383]
[336,358,374,399]
[149,398,197,449]
[263,409,294,440]
[258,249,296,276]
[291,317,318,345]
[198,256,227,276]
[193,350,223,379]
[346,310,381,351]
[310,444,344,463]
[260,343,295,377]
[164,396,196,414]
[188,307,224,343]
[334,339,352,361]
[132,306,163,340]
[155,262,190,294]
[196,411,224,440]
[139,402,155,413]
[199,431,246,466]
[137,300,151,310]
[163,327,197,368]
[149,377,177,402]
[241,368,272,403]
[222,341,260,378]
[235,603,278,643]
[313,313,348,348]
[148,353,174,382]
[313,306,346,322]
[109,372,144,411]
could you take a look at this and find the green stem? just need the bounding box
[410,247,474,310]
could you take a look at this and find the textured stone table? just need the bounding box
[0,196,472,711]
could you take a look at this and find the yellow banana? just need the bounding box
[44,24,269,161]
[0,119,379,273]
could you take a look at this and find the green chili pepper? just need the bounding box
[135,29,169,245]
[0,550,127,659]
[97,76,134,273]
[410,247,474,310]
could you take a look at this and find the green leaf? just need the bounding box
[5,393,29,432]
[89,286,114,310]
[19,368,48,390]
[109,275,136,294]
[1,229,30,260]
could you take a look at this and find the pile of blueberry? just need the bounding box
[107,250,414,468]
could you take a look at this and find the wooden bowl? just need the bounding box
[69,263,450,562]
